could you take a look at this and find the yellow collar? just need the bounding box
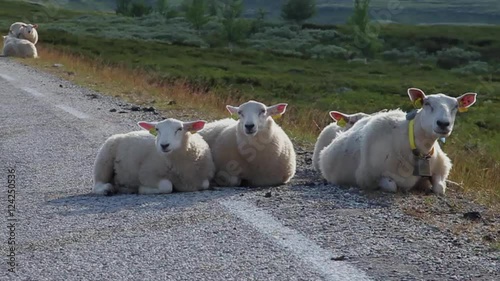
[409,119,434,157]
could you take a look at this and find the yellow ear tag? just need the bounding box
[337,118,347,127]
[149,128,158,136]
[458,100,468,113]
[413,98,423,109]
[230,114,238,120]
[272,114,282,120]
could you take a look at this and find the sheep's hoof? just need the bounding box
[201,179,210,190]
[158,179,173,194]
[379,177,397,193]
[432,182,446,196]
[94,183,114,195]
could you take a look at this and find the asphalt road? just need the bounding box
[0,59,498,281]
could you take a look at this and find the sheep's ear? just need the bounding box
[267,103,287,117]
[21,24,27,27]
[457,93,477,113]
[408,88,426,108]
[226,105,239,115]
[183,120,206,132]
[138,121,158,136]
[329,111,348,127]
[32,24,38,29]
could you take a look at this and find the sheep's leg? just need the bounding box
[378,176,397,193]
[93,139,117,195]
[202,179,210,190]
[94,183,115,195]
[431,175,446,195]
[139,179,173,195]
[214,171,241,187]
[355,163,378,190]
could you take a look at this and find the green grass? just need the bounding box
[2,0,500,204]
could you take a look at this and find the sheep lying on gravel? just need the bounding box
[199,100,296,187]
[312,111,369,171]
[9,22,38,44]
[320,88,477,195]
[93,118,215,195]
[2,36,38,58]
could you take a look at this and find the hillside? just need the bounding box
[29,0,500,24]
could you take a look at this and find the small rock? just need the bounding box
[109,109,117,112]
[168,100,177,105]
[59,84,63,88]
[118,111,128,114]
[264,192,272,198]
[143,106,155,112]
[463,211,482,221]
[331,255,346,261]
[52,63,63,68]
[130,106,141,111]
[482,234,496,242]
[67,71,75,76]
[86,93,98,99]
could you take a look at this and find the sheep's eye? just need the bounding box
[175,127,182,134]
[260,109,266,115]
[155,127,159,131]
[238,111,242,115]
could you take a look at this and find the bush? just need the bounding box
[307,44,348,59]
[382,47,432,61]
[436,47,481,69]
[451,61,490,75]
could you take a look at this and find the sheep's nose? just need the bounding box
[436,120,450,129]
[160,143,170,150]
[245,124,255,130]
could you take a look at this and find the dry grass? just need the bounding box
[19,45,499,209]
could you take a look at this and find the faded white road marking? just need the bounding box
[220,200,371,281]
[56,104,90,119]
[0,73,15,82]
[22,87,45,97]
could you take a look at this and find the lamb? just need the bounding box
[9,22,39,44]
[320,88,477,195]
[198,100,296,187]
[312,111,369,171]
[93,118,215,195]
[2,36,38,58]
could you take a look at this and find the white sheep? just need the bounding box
[199,100,296,187]
[312,111,369,171]
[320,88,477,195]
[2,36,38,58]
[93,118,215,195]
[9,22,38,44]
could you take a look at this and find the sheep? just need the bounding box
[312,111,369,172]
[2,36,38,58]
[320,88,477,195]
[9,22,38,44]
[93,118,215,195]
[198,100,296,187]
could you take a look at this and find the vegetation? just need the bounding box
[281,0,316,24]
[1,0,499,205]
[184,0,209,29]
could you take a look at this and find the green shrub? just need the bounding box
[436,47,481,69]
[451,61,490,75]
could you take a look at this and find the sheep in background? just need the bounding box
[321,88,477,195]
[93,118,215,195]
[9,22,38,44]
[2,36,38,58]
[199,100,296,187]
[312,111,369,172]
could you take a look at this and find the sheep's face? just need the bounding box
[227,100,287,136]
[20,24,37,36]
[138,119,206,154]
[408,88,477,138]
[329,111,369,129]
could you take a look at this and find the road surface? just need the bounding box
[0,58,498,280]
